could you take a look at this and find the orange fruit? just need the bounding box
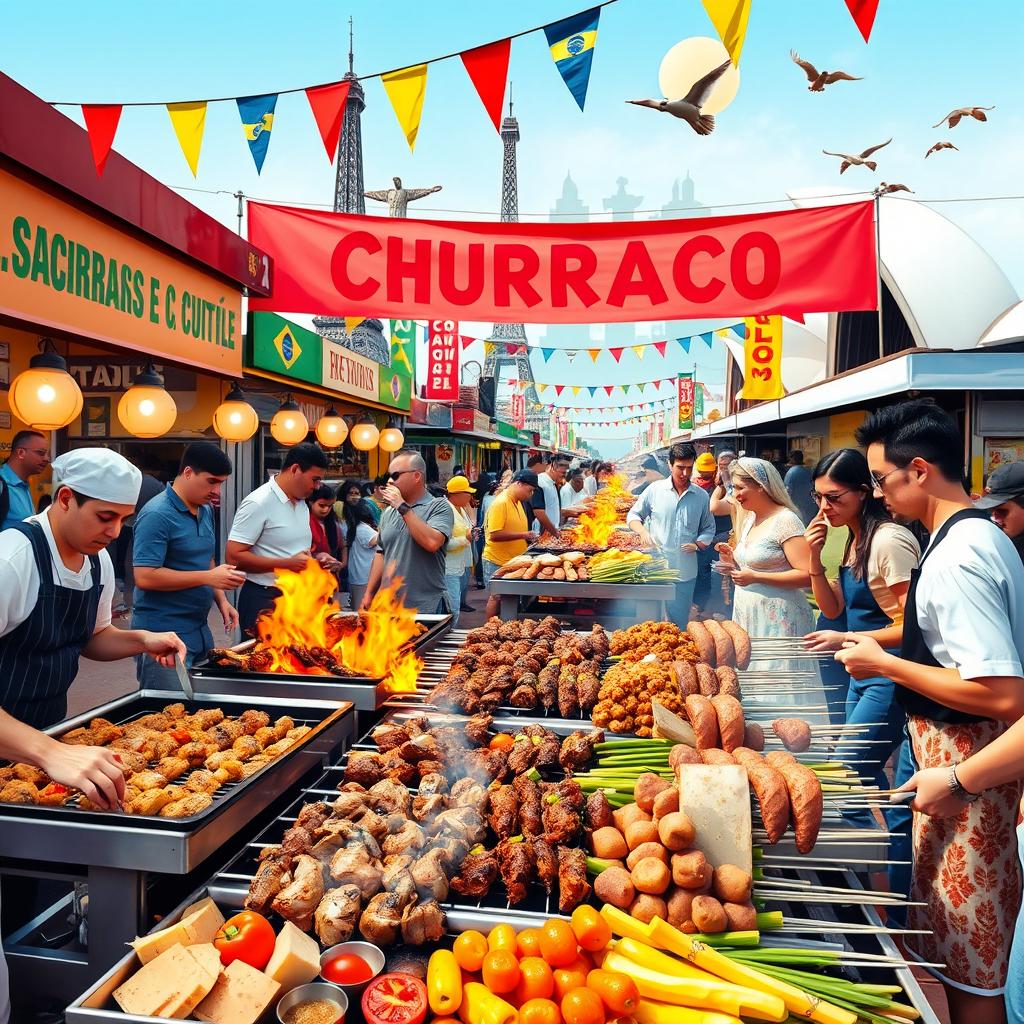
[571,906,612,953]
[561,987,606,1024]
[453,931,488,972]
[517,927,543,958]
[515,957,555,1003]
[520,998,562,1024]
[552,956,591,1002]
[489,733,515,751]
[539,918,578,967]
[430,1019,461,1024]
[482,949,521,994]
[488,923,518,953]
[586,969,639,1014]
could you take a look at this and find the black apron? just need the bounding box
[0,522,101,729]
[897,507,992,723]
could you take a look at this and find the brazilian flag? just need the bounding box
[237,93,278,173]
[544,7,601,111]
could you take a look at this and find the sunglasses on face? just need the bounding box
[811,489,852,506]
[389,469,417,481]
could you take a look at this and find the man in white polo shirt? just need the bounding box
[227,443,328,636]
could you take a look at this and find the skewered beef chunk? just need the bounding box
[464,713,494,747]
[533,838,558,894]
[557,846,591,913]
[542,799,581,845]
[506,735,538,777]
[558,729,604,774]
[557,672,578,718]
[463,747,508,783]
[548,779,586,811]
[345,753,386,787]
[487,785,519,840]
[449,846,498,898]
[536,664,559,710]
[524,724,561,768]
[496,837,535,905]
[585,790,614,831]
[513,774,543,837]
[509,683,537,708]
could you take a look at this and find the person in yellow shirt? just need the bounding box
[483,470,539,618]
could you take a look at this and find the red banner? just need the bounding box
[558,419,569,449]
[248,202,877,324]
[426,319,459,401]
[510,393,525,430]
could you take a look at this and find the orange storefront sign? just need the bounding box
[0,167,243,374]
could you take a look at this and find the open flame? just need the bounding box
[571,473,633,548]
[254,560,424,686]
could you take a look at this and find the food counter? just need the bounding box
[488,579,676,628]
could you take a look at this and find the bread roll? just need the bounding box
[698,748,736,765]
[683,694,720,751]
[774,759,823,854]
[695,663,719,697]
[733,747,790,844]
[672,660,700,697]
[702,620,735,668]
[714,666,740,699]
[710,695,744,753]
[686,621,715,667]
[720,621,751,670]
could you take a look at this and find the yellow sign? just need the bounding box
[738,314,785,401]
[0,168,243,375]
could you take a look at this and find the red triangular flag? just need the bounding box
[460,38,511,134]
[653,341,668,357]
[604,386,614,397]
[844,0,880,41]
[306,81,351,162]
[554,385,565,396]
[460,334,475,350]
[653,380,662,390]
[609,347,624,363]
[81,105,122,176]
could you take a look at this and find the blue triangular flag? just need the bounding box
[541,348,555,362]
[588,386,598,397]
[237,93,278,173]
[543,7,601,111]
[680,338,691,353]
[702,332,714,348]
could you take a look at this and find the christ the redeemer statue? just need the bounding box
[364,176,442,218]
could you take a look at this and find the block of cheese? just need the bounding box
[113,943,219,1018]
[130,900,226,964]
[176,944,224,1016]
[265,920,321,993]
[194,959,281,1024]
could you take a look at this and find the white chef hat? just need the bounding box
[51,449,143,506]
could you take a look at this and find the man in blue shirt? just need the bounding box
[627,442,716,624]
[131,442,243,685]
[0,430,49,530]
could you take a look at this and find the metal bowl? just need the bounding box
[276,982,349,1024]
[319,940,386,1000]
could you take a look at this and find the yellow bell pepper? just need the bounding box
[428,949,463,1016]
[634,997,742,1024]
[458,982,517,1024]
[614,938,717,983]
[602,950,786,1022]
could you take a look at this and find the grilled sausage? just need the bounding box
[686,621,716,667]
[720,621,751,670]
[695,663,719,697]
[710,695,745,753]
[703,620,736,669]
[733,747,790,844]
[684,694,720,751]
[714,666,740,699]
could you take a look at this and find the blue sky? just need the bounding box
[3,0,1021,457]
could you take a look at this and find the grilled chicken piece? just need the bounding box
[328,845,384,899]
[585,790,614,831]
[533,838,558,895]
[496,838,535,906]
[127,788,178,815]
[449,779,489,814]
[449,847,498,899]
[332,791,368,819]
[429,805,486,847]
[183,770,221,795]
[111,750,149,777]
[214,760,245,784]
[416,772,448,800]
[548,779,585,811]
[524,724,561,768]
[559,729,604,775]
[231,735,262,760]
[412,793,446,823]
[159,792,213,818]
[557,847,591,913]
[401,898,446,944]
[295,801,331,832]
[239,709,271,735]
[344,753,386,789]
[130,770,169,792]
[487,785,519,841]
[505,736,538,777]
[382,820,425,858]
[542,799,580,846]
[245,849,292,914]
[367,779,412,817]
[513,774,542,838]
[273,716,296,739]
[0,781,38,804]
[179,741,218,766]
[381,864,417,900]
[410,847,450,902]
[464,713,494,747]
[359,890,411,946]
[272,854,325,932]
[315,884,362,945]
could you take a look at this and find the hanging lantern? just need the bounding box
[8,338,83,431]
[117,363,178,438]
[212,382,259,442]
[315,406,349,448]
[349,412,380,451]
[270,395,309,446]
[378,417,405,452]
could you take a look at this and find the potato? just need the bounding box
[590,826,629,860]
[629,893,668,925]
[692,895,728,934]
[723,901,758,931]
[651,787,679,820]
[671,850,710,890]
[658,811,696,852]
[625,819,661,850]
[634,773,672,813]
[713,864,753,904]
[743,722,765,752]
[631,856,671,895]
[612,803,652,833]
[594,866,635,909]
[626,842,669,871]
[665,887,696,929]
[669,745,701,770]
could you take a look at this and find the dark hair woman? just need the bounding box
[308,483,346,579]
[344,499,380,612]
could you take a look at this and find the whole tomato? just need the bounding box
[214,911,276,970]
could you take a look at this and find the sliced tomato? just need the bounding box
[362,973,428,1024]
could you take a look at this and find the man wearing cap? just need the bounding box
[483,469,539,618]
[443,476,476,627]
[975,462,1024,564]
[0,449,186,730]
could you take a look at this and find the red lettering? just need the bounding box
[493,244,542,308]
[438,242,484,304]
[384,236,433,304]
[731,232,780,300]
[606,240,669,308]
[330,231,381,300]
[672,235,725,303]
[550,244,599,308]
[752,344,774,362]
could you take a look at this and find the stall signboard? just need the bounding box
[323,338,380,403]
[426,319,459,401]
[738,314,785,401]
[0,168,243,374]
[68,356,196,393]
[452,407,475,432]
[694,381,705,423]
[511,393,525,429]
[678,372,695,430]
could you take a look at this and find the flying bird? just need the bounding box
[790,51,862,91]
[932,106,995,128]
[821,138,892,174]
[925,141,958,158]
[627,58,732,136]
[878,182,913,195]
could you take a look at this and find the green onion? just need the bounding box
[586,856,614,875]
[686,929,761,948]
[756,911,783,930]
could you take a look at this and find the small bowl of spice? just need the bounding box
[277,983,349,1024]
[319,940,385,1001]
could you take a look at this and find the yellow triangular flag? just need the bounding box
[571,386,581,396]
[631,345,646,360]
[381,64,428,151]
[716,328,733,338]
[588,349,601,363]
[166,102,208,176]
[537,383,548,393]
[345,316,366,334]
[484,341,496,356]
[700,0,751,65]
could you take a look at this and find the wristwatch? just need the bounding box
[397,502,412,517]
[949,764,981,803]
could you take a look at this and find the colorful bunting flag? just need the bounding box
[638,383,646,393]
[460,37,511,132]
[541,348,555,362]
[844,0,880,41]
[543,6,601,111]
[345,316,367,334]
[236,93,277,173]
[631,345,645,360]
[588,387,598,397]
[554,385,565,396]
[382,64,428,151]
[623,385,631,394]
[537,383,548,393]
[566,350,578,363]
[484,341,496,356]
[609,348,624,363]
[460,334,475,350]
[306,81,351,162]
[680,338,691,353]
[81,104,122,176]
[166,101,207,176]
[571,386,581,396]
[653,341,668,357]
[587,349,601,363]
[701,0,752,65]
[604,386,614,397]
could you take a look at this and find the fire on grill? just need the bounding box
[208,561,423,692]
